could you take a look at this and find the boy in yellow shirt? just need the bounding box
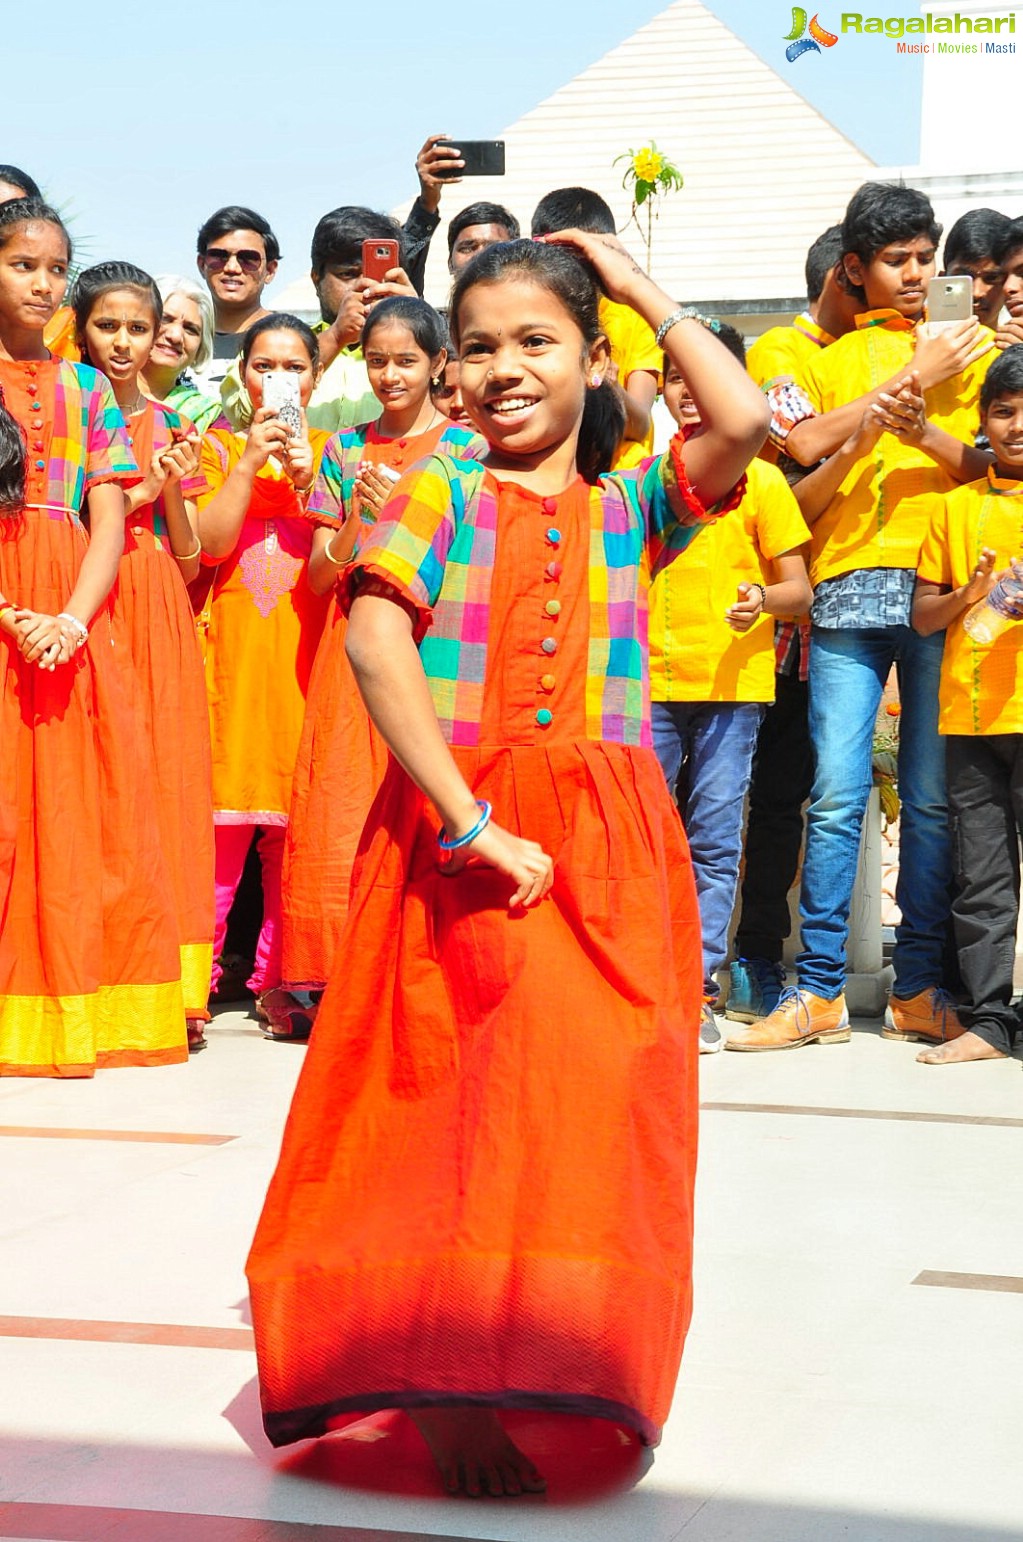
[650,321,812,1051]
[728,182,992,1052]
[911,347,1023,1065]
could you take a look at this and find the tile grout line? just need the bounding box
[701,1101,1023,1129]
[0,1126,236,1145]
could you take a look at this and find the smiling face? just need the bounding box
[456,274,606,466]
[662,362,701,429]
[363,319,440,416]
[80,287,158,387]
[243,327,316,411]
[198,228,276,315]
[0,219,69,336]
[845,234,937,321]
[983,389,1023,476]
[149,291,204,374]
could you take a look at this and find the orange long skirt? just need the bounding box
[281,598,390,990]
[114,526,215,1016]
[248,741,700,1447]
[0,510,185,1075]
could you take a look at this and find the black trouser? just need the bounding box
[733,671,813,964]
[947,733,1023,1053]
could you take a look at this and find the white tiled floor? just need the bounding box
[1,1008,1021,1541]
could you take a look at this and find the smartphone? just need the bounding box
[261,372,302,438]
[435,139,505,179]
[926,274,974,328]
[361,238,399,283]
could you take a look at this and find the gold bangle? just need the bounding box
[173,537,202,562]
[323,532,349,566]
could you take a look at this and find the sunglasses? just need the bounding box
[202,247,264,274]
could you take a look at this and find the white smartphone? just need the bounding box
[262,372,302,437]
[925,274,974,329]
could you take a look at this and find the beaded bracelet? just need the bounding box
[749,582,767,610]
[437,799,492,852]
[655,307,694,347]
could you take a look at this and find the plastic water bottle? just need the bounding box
[963,558,1023,644]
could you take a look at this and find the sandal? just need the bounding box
[186,1017,209,1053]
[255,988,314,1042]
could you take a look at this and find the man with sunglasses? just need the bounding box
[194,205,280,390]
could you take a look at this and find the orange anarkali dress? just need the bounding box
[115,400,215,1017]
[249,443,716,1448]
[0,358,185,1075]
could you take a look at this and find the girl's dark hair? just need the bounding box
[362,296,447,359]
[240,312,319,368]
[450,239,625,482]
[71,262,163,363]
[980,344,1023,414]
[0,196,71,262]
[0,164,41,200]
[0,387,26,518]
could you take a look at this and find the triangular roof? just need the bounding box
[400,0,876,307]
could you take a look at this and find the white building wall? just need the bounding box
[919,2,1022,173]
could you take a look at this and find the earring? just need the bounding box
[590,372,603,388]
[431,376,441,387]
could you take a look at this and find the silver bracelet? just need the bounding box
[655,307,698,347]
[57,612,88,641]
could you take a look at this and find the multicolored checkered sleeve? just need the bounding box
[306,434,347,529]
[186,432,231,510]
[82,367,140,489]
[616,430,745,577]
[341,454,463,636]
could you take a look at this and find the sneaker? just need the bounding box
[726,957,786,1023]
[725,987,850,1051]
[700,1001,724,1055]
[881,988,966,1045]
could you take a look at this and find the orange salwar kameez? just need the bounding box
[0,358,185,1075]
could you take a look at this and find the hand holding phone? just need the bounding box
[261,372,302,438]
[434,140,505,179]
[362,239,400,284]
[924,275,974,333]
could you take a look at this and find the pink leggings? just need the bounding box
[212,824,285,996]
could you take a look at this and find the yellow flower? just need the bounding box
[632,148,664,183]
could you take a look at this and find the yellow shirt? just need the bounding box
[802,309,994,586]
[649,458,810,703]
[599,298,661,468]
[746,311,834,391]
[916,471,1023,735]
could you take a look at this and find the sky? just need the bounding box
[5,0,922,294]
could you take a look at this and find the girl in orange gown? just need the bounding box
[186,315,331,1028]
[247,235,770,1494]
[0,199,185,1075]
[281,298,484,1009]
[72,261,215,1051]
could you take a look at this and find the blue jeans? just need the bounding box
[652,700,765,998]
[797,625,950,1000]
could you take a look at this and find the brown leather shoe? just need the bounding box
[725,988,850,1051]
[881,988,966,1045]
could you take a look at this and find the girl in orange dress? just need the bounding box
[187,315,331,1025]
[72,261,216,1052]
[247,234,769,1493]
[0,199,185,1075]
[280,298,484,1017]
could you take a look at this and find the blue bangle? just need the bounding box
[437,799,492,852]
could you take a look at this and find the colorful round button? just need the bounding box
[544,599,561,617]
[545,561,562,580]
[536,708,553,727]
[541,497,557,515]
[540,673,556,691]
[541,637,557,655]
[34,460,45,469]
[31,403,41,411]
[545,527,561,545]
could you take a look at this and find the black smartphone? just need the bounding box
[435,139,505,179]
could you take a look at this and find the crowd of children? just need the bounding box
[2,146,1023,1494]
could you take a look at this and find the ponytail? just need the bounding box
[578,378,626,483]
[0,387,26,518]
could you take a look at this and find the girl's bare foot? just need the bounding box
[917,1030,1008,1065]
[410,1406,546,1497]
